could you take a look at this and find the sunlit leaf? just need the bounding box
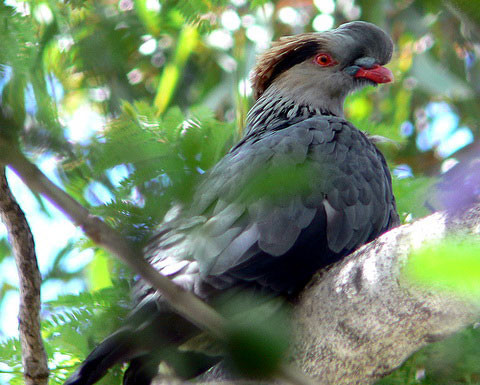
[405,238,480,297]
[87,250,113,291]
[412,54,473,100]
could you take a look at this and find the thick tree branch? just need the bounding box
[291,205,480,384]
[0,168,49,385]
[169,204,480,385]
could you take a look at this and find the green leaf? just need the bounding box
[392,176,435,220]
[0,237,12,263]
[220,294,291,378]
[87,249,113,291]
[404,237,480,297]
[225,313,290,378]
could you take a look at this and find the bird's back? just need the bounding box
[135,115,399,306]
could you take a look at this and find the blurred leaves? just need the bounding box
[412,53,473,99]
[0,237,11,264]
[0,3,36,72]
[378,326,480,385]
[154,25,199,113]
[219,294,291,378]
[225,316,289,378]
[393,176,436,219]
[0,0,479,384]
[87,250,113,291]
[405,238,480,298]
[239,162,315,203]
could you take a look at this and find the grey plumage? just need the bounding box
[65,21,399,385]
[138,115,395,296]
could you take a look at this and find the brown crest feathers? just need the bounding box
[250,33,324,100]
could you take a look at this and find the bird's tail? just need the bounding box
[64,327,140,385]
[64,302,201,385]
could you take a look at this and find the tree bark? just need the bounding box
[154,204,480,385]
[291,205,480,384]
[0,168,49,385]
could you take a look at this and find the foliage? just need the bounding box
[378,326,480,385]
[0,0,479,384]
[405,238,480,298]
[379,238,480,385]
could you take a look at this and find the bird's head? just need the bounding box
[251,21,394,117]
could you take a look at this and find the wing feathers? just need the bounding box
[140,115,397,298]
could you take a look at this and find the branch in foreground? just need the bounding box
[0,142,314,385]
[154,204,480,385]
[0,168,49,385]
[292,205,480,384]
[1,146,226,335]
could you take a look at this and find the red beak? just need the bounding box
[354,65,394,84]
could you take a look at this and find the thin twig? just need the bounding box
[0,168,49,385]
[1,145,316,385]
[6,148,227,340]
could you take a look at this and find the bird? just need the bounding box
[65,20,399,385]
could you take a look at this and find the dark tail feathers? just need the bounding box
[64,302,202,385]
[64,327,139,385]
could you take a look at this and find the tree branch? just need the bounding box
[0,168,49,385]
[0,140,314,385]
[2,146,227,339]
[166,204,480,385]
[291,205,480,384]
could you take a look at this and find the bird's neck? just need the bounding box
[245,83,345,135]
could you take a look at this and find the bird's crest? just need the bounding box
[251,34,323,100]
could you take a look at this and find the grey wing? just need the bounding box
[136,115,398,302]
[309,118,398,254]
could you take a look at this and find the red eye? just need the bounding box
[314,53,336,67]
